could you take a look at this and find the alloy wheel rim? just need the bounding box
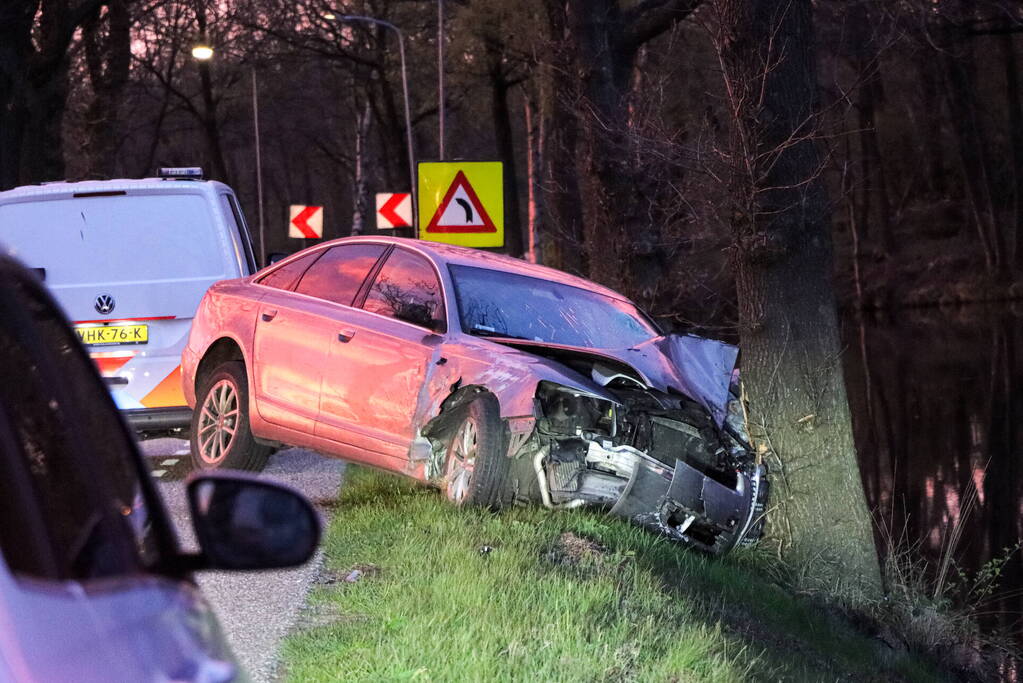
[445,418,478,503]
[197,379,240,465]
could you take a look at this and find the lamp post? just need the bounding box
[191,44,266,266]
[328,13,417,229]
[438,0,445,160]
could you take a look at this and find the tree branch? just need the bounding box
[622,0,703,51]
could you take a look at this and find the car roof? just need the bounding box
[318,236,628,302]
[0,177,233,202]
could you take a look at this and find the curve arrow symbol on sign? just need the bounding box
[290,206,321,238]
[379,193,411,227]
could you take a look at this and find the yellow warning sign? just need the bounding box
[418,161,503,247]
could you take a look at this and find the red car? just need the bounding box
[182,237,767,554]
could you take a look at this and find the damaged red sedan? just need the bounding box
[182,237,767,554]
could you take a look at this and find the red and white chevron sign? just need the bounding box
[289,205,323,238]
[375,192,412,229]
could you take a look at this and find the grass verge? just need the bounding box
[280,467,948,682]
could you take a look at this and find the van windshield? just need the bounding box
[0,193,227,284]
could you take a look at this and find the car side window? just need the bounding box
[221,194,257,275]
[0,272,166,581]
[258,251,323,291]
[293,244,387,306]
[363,248,446,331]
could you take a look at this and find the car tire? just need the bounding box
[443,394,510,509]
[190,361,271,472]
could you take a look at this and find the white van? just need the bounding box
[0,169,258,437]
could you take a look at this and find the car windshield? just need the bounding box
[449,264,659,349]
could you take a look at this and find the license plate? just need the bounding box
[75,324,149,346]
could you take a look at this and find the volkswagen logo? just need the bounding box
[94,294,115,315]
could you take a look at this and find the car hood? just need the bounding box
[481,334,739,426]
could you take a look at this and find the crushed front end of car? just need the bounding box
[509,336,768,555]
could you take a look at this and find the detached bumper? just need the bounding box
[610,456,768,555]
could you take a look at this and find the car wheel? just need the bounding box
[190,361,270,471]
[443,395,509,509]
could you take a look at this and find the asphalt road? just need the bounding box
[141,439,345,682]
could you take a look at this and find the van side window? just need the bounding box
[222,195,257,274]
[258,251,322,291]
[294,244,387,306]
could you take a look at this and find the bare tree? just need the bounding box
[709,0,882,590]
[0,0,106,188]
[81,0,133,178]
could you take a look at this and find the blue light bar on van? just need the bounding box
[158,167,204,179]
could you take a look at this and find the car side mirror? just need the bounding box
[266,252,288,265]
[186,472,320,571]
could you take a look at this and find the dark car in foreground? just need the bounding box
[0,254,320,682]
[183,237,767,554]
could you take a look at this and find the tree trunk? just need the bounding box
[1001,34,1023,267]
[566,0,631,289]
[940,33,1002,271]
[539,0,586,275]
[711,0,882,592]
[914,48,947,200]
[487,41,524,257]
[21,61,69,184]
[196,59,230,184]
[351,98,371,235]
[846,0,892,251]
[82,0,131,179]
[525,94,542,264]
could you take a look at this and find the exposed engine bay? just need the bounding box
[518,350,769,555]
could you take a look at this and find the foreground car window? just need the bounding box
[259,250,322,291]
[449,265,658,349]
[294,244,387,305]
[0,276,163,580]
[363,248,446,329]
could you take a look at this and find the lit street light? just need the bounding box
[191,44,214,61]
[190,44,266,266]
[327,12,417,230]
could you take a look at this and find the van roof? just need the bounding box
[0,177,234,202]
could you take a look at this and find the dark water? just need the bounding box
[842,305,1023,644]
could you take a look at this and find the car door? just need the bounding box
[251,249,335,433]
[316,246,447,458]
[0,258,237,682]
[254,243,390,439]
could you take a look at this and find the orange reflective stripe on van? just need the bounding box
[140,366,186,408]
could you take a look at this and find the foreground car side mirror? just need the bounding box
[266,252,288,265]
[185,472,321,571]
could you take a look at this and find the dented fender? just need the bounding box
[411,336,618,438]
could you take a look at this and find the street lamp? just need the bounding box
[191,44,214,61]
[190,44,266,267]
[438,0,445,160]
[327,13,417,229]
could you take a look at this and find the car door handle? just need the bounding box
[338,329,357,343]
[261,309,278,322]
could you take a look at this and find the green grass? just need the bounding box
[280,467,945,682]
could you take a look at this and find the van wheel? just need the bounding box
[190,361,270,471]
[443,395,509,509]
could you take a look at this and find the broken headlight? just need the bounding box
[536,381,617,437]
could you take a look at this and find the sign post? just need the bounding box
[418,161,503,247]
